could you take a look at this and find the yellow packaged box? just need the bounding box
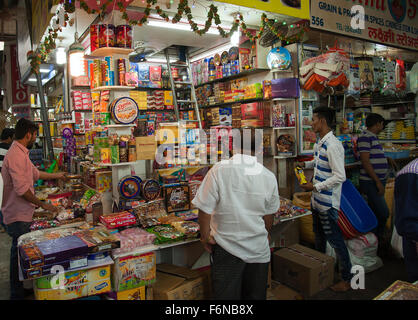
[107,286,146,300]
[112,252,156,292]
[34,265,111,300]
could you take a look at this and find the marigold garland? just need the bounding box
[28,0,308,74]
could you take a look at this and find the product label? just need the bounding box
[70,257,88,270]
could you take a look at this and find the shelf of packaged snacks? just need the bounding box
[379,139,416,143]
[87,47,134,58]
[112,238,200,259]
[199,97,265,109]
[31,107,56,110]
[194,68,270,88]
[34,119,58,122]
[18,254,114,282]
[91,86,134,92]
[134,87,172,91]
[351,101,415,108]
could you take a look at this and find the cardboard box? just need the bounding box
[271,282,303,300]
[272,244,334,297]
[272,219,300,248]
[136,136,157,160]
[153,264,210,300]
[34,265,111,300]
[107,286,146,300]
[112,252,156,292]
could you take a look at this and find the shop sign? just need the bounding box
[310,0,418,50]
[215,0,310,20]
[10,44,29,105]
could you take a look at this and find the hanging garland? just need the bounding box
[28,0,308,74]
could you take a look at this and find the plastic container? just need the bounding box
[340,180,378,234]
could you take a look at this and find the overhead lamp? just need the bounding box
[56,47,67,65]
[231,29,240,46]
[69,11,85,77]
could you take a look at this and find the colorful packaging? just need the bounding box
[99,24,116,48]
[99,212,137,229]
[116,25,133,49]
[164,184,190,213]
[107,286,146,300]
[34,265,111,300]
[117,59,126,86]
[110,97,139,124]
[90,24,100,53]
[294,167,308,185]
[112,253,156,291]
[125,63,139,87]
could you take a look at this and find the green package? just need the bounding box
[111,145,120,164]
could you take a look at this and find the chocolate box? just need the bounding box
[21,256,88,280]
[164,184,190,213]
[271,78,300,98]
[19,235,89,270]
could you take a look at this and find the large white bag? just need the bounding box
[390,226,404,258]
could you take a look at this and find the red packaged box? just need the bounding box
[241,103,260,120]
[99,212,137,229]
[150,66,162,82]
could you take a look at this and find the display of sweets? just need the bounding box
[90,24,133,52]
[112,228,156,255]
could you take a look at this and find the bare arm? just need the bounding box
[198,209,216,253]
[263,214,274,234]
[22,189,58,213]
[38,171,66,181]
[359,152,381,183]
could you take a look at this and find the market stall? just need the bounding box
[11,0,417,301]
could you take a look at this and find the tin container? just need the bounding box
[90,24,100,52]
[99,24,116,48]
[117,59,126,86]
[116,25,133,49]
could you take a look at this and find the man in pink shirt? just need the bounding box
[1,118,66,300]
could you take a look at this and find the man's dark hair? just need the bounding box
[1,128,15,141]
[366,113,385,128]
[14,118,38,140]
[313,107,335,128]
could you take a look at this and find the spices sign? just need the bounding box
[310,0,418,50]
[215,0,310,20]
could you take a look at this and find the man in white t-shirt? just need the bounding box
[192,129,280,300]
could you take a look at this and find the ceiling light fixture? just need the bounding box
[69,11,85,77]
[56,47,67,65]
[190,43,233,62]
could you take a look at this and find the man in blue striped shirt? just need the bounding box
[358,113,393,248]
[394,158,418,282]
[297,107,352,292]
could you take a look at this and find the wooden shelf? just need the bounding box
[88,47,134,58]
[195,68,270,88]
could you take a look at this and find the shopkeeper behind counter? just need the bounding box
[1,118,67,300]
